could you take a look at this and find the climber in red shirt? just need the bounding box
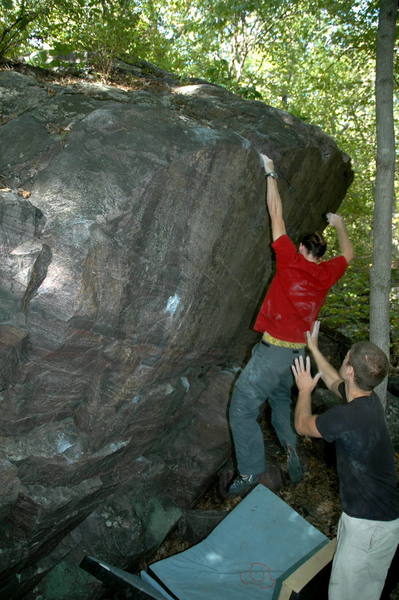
[227,153,354,496]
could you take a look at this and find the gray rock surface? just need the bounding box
[0,65,353,599]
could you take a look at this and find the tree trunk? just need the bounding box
[370,0,397,405]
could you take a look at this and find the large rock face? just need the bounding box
[0,65,353,599]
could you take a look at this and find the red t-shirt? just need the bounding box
[253,234,348,343]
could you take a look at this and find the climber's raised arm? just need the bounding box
[260,153,286,241]
[326,213,354,263]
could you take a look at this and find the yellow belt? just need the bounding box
[262,331,306,349]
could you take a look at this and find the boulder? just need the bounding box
[0,64,353,598]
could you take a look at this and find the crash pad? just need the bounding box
[81,485,336,599]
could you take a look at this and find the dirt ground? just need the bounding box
[152,422,342,560]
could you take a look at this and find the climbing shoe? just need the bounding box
[287,446,304,484]
[226,473,260,497]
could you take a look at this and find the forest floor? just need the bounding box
[155,419,342,555]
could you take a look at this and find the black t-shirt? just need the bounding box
[316,383,399,521]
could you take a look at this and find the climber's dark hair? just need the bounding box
[300,232,327,259]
